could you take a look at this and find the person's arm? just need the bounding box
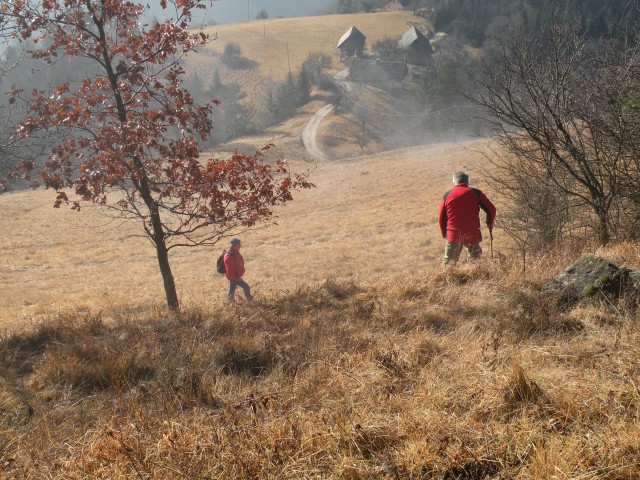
[478,191,496,229]
[437,194,448,238]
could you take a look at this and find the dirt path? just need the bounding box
[301,69,351,161]
[301,104,334,161]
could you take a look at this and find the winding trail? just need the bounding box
[301,104,334,161]
[302,69,351,161]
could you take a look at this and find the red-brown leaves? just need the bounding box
[5,0,311,249]
[54,191,68,208]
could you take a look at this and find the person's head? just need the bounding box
[452,171,469,185]
[229,237,241,251]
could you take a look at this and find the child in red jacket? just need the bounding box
[223,237,252,304]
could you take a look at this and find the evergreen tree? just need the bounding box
[431,0,638,45]
[222,82,250,140]
[210,68,223,94]
[277,72,297,118]
[296,66,311,105]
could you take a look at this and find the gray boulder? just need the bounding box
[543,254,639,305]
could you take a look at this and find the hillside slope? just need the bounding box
[0,138,486,326]
[4,9,640,478]
[187,11,430,82]
[3,159,640,477]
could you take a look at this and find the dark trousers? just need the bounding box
[228,279,252,303]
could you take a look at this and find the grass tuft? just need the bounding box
[218,340,277,376]
[503,364,549,407]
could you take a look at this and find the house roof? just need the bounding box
[398,26,431,51]
[337,26,366,49]
[385,0,405,9]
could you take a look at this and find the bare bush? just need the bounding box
[470,21,640,246]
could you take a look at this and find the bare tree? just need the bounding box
[469,21,640,246]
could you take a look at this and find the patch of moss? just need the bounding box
[582,275,611,297]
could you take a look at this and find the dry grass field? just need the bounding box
[0,133,479,327]
[2,12,640,479]
[187,11,429,82]
[3,130,640,478]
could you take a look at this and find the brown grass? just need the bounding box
[0,139,488,326]
[187,12,428,83]
[1,259,640,478]
[3,137,640,477]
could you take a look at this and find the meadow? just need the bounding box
[2,133,640,478]
[188,11,428,82]
[2,10,640,480]
[0,135,475,327]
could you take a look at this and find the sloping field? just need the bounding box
[187,11,429,82]
[5,10,640,479]
[0,138,485,327]
[3,138,640,478]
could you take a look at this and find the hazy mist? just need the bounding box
[147,0,336,25]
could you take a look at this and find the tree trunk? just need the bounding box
[149,198,179,310]
[155,236,179,311]
[596,209,610,246]
[138,186,179,310]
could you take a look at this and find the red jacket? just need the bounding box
[438,184,496,243]
[223,247,245,282]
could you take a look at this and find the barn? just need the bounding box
[385,0,405,11]
[337,26,366,60]
[398,26,432,66]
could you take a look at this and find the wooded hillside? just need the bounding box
[434,0,638,45]
[330,0,639,46]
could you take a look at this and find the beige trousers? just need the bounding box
[443,240,482,264]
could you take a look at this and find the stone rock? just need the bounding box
[628,270,640,290]
[542,254,632,305]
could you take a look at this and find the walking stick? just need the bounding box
[489,225,494,259]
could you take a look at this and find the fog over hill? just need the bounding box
[147,0,335,25]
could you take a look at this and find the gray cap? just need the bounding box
[229,237,241,246]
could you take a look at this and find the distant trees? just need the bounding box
[303,52,333,87]
[372,36,404,61]
[0,47,23,189]
[528,0,638,38]
[260,60,329,126]
[305,52,332,71]
[415,60,459,110]
[221,82,251,140]
[256,9,268,20]
[329,0,386,14]
[431,0,640,46]
[2,0,312,310]
[0,41,95,190]
[0,21,41,189]
[222,42,242,61]
[266,72,301,122]
[221,42,257,70]
[470,21,640,247]
[183,53,324,148]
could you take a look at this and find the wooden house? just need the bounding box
[398,26,432,66]
[385,0,405,11]
[337,26,366,60]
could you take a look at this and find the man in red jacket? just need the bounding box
[224,237,252,304]
[438,172,496,264]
